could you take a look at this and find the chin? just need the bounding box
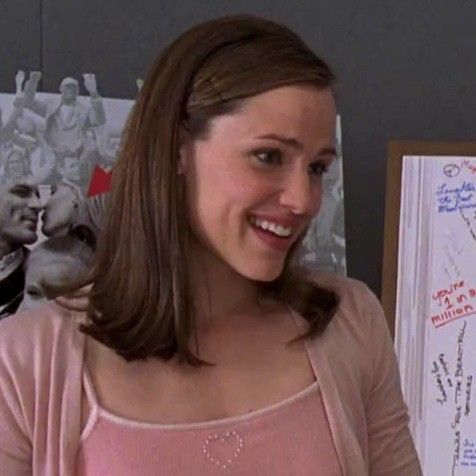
[41,225,52,237]
[21,233,38,245]
[240,262,284,282]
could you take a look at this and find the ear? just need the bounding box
[177,149,186,175]
[177,141,192,176]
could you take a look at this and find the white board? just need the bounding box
[395,155,476,475]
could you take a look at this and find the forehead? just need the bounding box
[207,85,336,145]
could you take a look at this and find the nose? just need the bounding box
[279,169,321,216]
[27,192,43,210]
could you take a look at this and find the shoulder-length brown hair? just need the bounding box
[64,14,340,365]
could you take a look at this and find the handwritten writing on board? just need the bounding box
[431,354,453,405]
[466,375,473,417]
[442,238,463,279]
[460,209,476,243]
[462,439,476,468]
[452,321,467,472]
[437,181,476,214]
[430,281,476,328]
[444,163,461,178]
[463,160,476,175]
[441,160,476,178]
[398,155,476,475]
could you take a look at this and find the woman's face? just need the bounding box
[180,84,337,281]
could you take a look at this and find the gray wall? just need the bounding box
[2,0,475,296]
[0,0,41,89]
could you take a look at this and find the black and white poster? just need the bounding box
[0,71,346,319]
[0,71,133,317]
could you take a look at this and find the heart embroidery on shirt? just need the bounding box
[203,430,244,472]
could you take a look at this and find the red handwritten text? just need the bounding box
[463,160,476,175]
[432,281,465,307]
[430,283,476,328]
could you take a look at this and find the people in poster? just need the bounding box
[0,180,42,317]
[299,116,346,274]
[18,230,95,312]
[0,71,118,319]
[41,183,82,237]
[25,73,106,159]
[0,70,347,319]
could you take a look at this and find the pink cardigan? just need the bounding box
[0,275,422,475]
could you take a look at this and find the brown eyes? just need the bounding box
[254,148,283,165]
[310,162,330,177]
[253,148,330,178]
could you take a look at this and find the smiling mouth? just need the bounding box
[246,215,301,254]
[248,215,294,236]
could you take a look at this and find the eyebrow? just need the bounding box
[10,184,33,193]
[9,184,39,196]
[255,133,337,158]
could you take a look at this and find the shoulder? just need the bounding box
[0,302,86,470]
[309,272,384,330]
[0,299,82,341]
[0,300,86,377]
[304,274,391,357]
[299,273,395,402]
[310,270,373,296]
[45,98,60,114]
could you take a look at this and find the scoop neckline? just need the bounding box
[91,376,318,431]
[81,303,319,431]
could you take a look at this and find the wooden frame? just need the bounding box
[381,140,476,338]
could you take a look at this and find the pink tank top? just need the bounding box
[77,371,342,475]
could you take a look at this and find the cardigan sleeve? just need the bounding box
[0,318,33,474]
[362,285,423,475]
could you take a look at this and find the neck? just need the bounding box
[188,238,262,330]
[0,239,16,260]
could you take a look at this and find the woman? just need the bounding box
[0,15,421,475]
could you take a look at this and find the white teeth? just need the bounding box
[250,216,293,237]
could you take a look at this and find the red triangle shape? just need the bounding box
[87,165,113,197]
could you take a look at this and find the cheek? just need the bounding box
[47,206,61,222]
[187,153,250,211]
[310,183,325,215]
[186,174,258,256]
[60,204,73,219]
[0,208,10,227]
[11,202,26,219]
